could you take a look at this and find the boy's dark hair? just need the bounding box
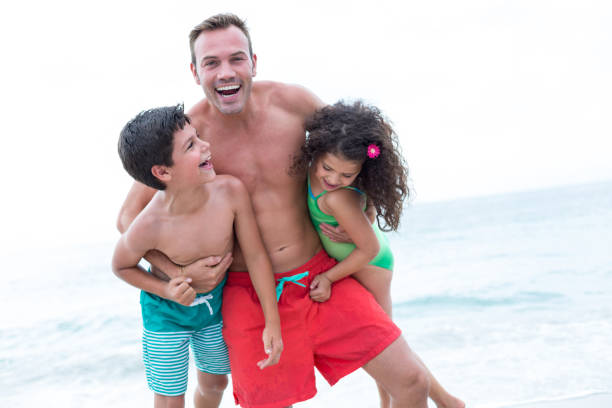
[291,101,410,231]
[118,104,190,190]
[189,13,253,67]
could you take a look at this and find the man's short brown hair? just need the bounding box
[189,13,253,67]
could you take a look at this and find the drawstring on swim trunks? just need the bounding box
[275,271,309,301]
[190,294,214,315]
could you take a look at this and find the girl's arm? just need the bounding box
[310,189,379,302]
[229,178,283,369]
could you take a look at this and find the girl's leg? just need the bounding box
[353,265,464,408]
[193,372,228,408]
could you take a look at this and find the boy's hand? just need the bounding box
[165,277,196,306]
[256,323,283,369]
[309,274,332,302]
[184,253,233,293]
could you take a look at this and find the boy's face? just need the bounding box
[190,25,257,115]
[167,123,216,186]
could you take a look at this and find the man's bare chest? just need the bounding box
[208,133,303,187]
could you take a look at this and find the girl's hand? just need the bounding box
[309,274,333,302]
[164,276,196,306]
[257,323,283,369]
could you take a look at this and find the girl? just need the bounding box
[292,101,464,408]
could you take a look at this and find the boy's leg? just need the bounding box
[190,321,230,408]
[154,394,185,408]
[193,372,228,408]
[362,336,430,408]
[142,328,191,400]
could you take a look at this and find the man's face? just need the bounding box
[191,26,257,115]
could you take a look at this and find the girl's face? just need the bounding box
[314,153,363,191]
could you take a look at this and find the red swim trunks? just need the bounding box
[222,250,401,408]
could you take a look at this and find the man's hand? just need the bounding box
[257,322,283,369]
[164,276,196,306]
[319,223,353,243]
[309,274,332,302]
[184,253,233,293]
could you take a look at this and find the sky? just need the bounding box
[1,0,611,253]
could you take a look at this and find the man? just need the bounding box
[118,13,430,408]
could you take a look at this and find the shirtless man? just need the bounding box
[118,13,431,408]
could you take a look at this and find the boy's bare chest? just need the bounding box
[156,208,235,266]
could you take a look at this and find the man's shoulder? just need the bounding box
[209,175,247,195]
[187,98,210,120]
[254,80,304,94]
[254,81,324,116]
[208,175,250,210]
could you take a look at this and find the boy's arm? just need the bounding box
[230,178,283,369]
[116,181,230,292]
[309,190,379,302]
[111,220,196,306]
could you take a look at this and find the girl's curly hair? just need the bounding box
[291,100,409,231]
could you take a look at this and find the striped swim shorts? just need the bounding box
[142,321,230,396]
[139,277,230,396]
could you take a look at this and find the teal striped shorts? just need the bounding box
[142,321,230,396]
[140,278,230,396]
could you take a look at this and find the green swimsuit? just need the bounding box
[307,177,394,271]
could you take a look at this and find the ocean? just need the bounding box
[1,181,611,407]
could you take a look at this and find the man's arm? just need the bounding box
[230,178,282,369]
[116,181,231,292]
[319,200,376,243]
[117,182,156,233]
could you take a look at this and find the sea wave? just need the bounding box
[393,291,565,311]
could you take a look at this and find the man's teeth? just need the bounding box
[217,85,240,91]
[216,85,240,97]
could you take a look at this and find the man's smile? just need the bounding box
[216,84,241,97]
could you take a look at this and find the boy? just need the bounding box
[112,104,282,408]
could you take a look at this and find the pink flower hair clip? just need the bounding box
[367,144,380,159]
